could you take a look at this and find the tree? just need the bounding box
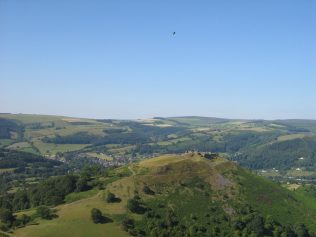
[76,177,90,192]
[36,206,52,220]
[127,196,146,214]
[204,153,219,160]
[106,192,121,203]
[166,209,178,227]
[16,214,31,227]
[12,190,30,211]
[143,186,155,195]
[91,208,103,224]
[247,215,265,237]
[0,208,15,224]
[294,223,309,237]
[122,218,135,231]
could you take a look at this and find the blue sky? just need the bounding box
[1,1,315,119]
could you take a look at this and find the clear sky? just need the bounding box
[1,1,315,119]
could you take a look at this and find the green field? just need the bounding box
[277,133,306,141]
[14,192,129,237]
[33,140,89,155]
[0,168,15,174]
[0,139,13,147]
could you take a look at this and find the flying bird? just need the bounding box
[172,32,176,36]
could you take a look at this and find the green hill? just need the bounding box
[10,153,316,237]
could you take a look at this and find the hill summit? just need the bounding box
[14,153,316,237]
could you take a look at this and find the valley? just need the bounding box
[1,114,316,236]
[1,114,316,182]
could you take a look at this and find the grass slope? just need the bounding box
[13,153,316,236]
[14,191,129,237]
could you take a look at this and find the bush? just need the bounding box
[106,192,121,203]
[91,208,112,224]
[204,153,219,160]
[91,208,103,223]
[0,208,15,224]
[0,224,10,234]
[143,186,155,195]
[36,206,53,220]
[76,177,91,192]
[15,214,31,227]
[122,218,135,231]
[127,196,147,214]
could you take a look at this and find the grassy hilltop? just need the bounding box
[10,153,316,237]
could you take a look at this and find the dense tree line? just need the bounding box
[129,131,316,172]
[117,121,186,141]
[130,132,274,156]
[15,176,71,209]
[222,131,280,153]
[0,149,68,193]
[235,138,316,170]
[0,205,56,231]
[122,197,315,237]
[0,118,23,139]
[0,175,84,212]
[98,119,188,146]
[0,163,106,215]
[0,162,107,233]
[131,138,225,156]
[0,149,61,169]
[274,121,311,132]
[0,172,97,232]
[42,122,186,146]
[42,132,99,144]
[103,127,127,134]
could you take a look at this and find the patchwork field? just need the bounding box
[2,114,316,182]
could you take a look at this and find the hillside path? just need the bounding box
[128,166,136,175]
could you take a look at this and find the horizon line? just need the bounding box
[1,112,316,122]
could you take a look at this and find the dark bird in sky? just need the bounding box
[172,32,176,36]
